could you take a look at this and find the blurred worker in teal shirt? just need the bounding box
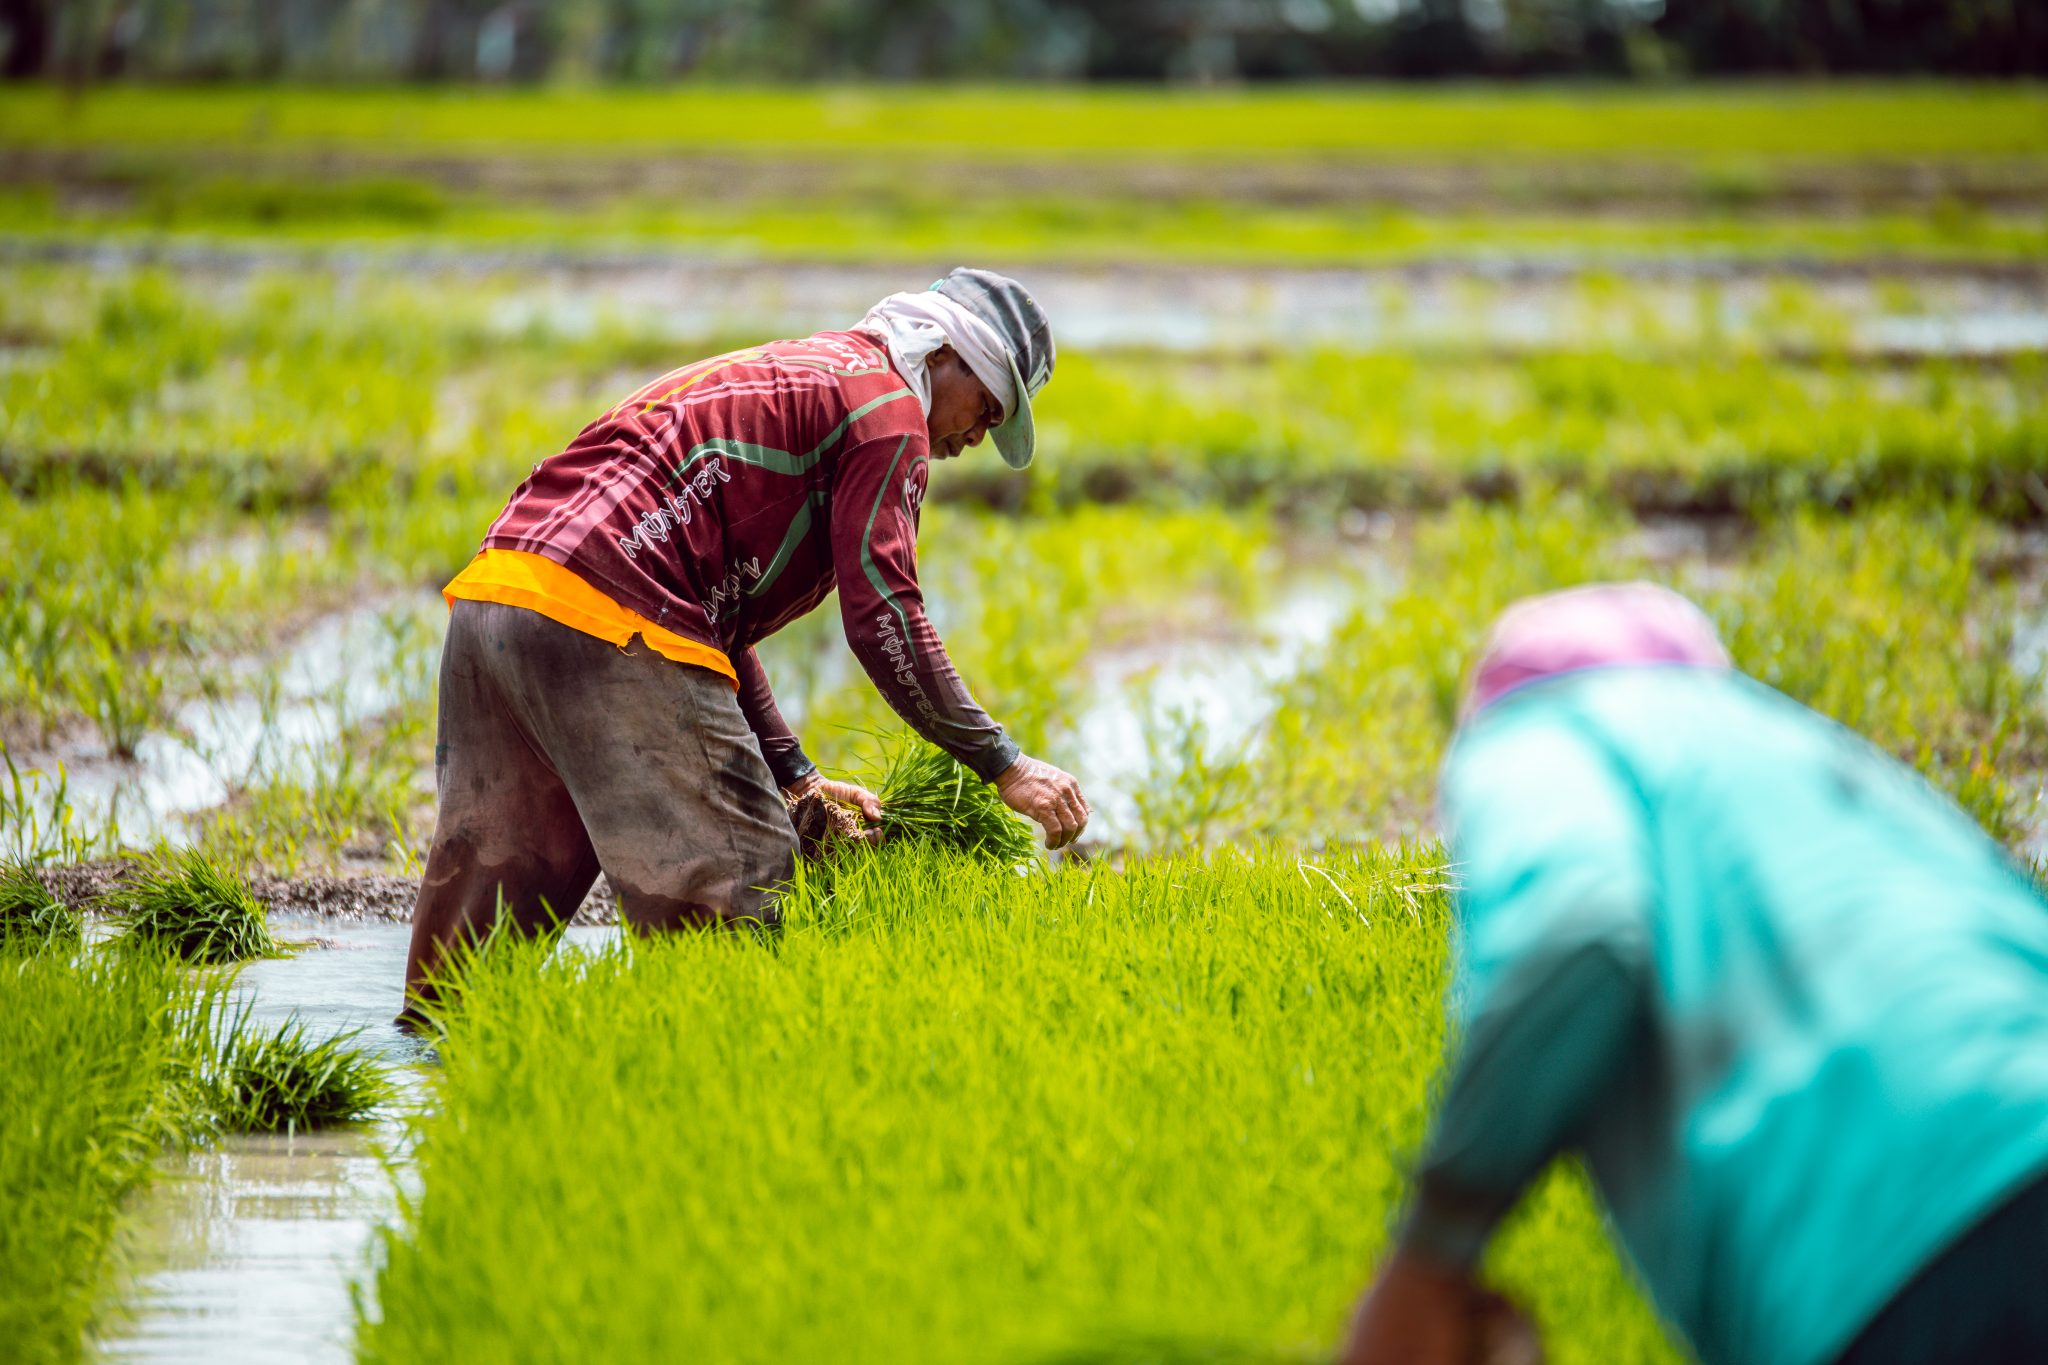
[1341,583,2048,1365]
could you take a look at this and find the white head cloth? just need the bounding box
[856,292,1018,421]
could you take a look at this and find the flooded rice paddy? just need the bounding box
[16,528,2045,860]
[18,595,441,852]
[10,242,2046,357]
[98,919,617,1364]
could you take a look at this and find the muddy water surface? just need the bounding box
[19,594,440,852]
[11,243,2045,356]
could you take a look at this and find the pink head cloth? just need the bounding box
[1462,582,1731,721]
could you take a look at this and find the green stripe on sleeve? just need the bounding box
[859,435,916,662]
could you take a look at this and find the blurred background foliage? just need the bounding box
[6,0,2045,85]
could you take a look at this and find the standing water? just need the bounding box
[98,919,617,1363]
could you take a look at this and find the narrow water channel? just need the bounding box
[97,919,616,1364]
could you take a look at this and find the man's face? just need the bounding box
[925,347,1003,461]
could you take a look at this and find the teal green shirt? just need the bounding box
[1424,667,2048,1365]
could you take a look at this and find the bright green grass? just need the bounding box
[0,947,217,1362]
[6,192,2044,264]
[4,83,2041,159]
[1231,496,2046,848]
[7,267,2037,527]
[363,842,1681,1365]
[1040,349,2048,519]
[872,736,1039,862]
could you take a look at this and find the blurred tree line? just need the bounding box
[4,0,2042,83]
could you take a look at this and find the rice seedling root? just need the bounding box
[785,789,869,860]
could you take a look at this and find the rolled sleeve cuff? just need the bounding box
[766,747,818,790]
[1398,1176,1511,1271]
[965,733,1022,784]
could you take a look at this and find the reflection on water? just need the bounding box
[103,1130,395,1365]
[1074,578,1370,844]
[99,918,617,1363]
[476,263,2048,358]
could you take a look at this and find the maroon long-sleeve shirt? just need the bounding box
[480,330,1020,785]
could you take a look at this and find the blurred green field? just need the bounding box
[5,82,2043,261]
[8,188,2040,262]
[5,82,2043,157]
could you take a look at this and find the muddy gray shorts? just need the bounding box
[412,600,798,942]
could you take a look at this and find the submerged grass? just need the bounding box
[6,189,2042,265]
[362,842,1679,1365]
[109,848,278,963]
[2,925,388,1357]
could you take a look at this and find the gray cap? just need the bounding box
[930,267,1055,470]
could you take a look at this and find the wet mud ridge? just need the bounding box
[5,236,2044,288]
[43,861,622,926]
[8,146,2047,213]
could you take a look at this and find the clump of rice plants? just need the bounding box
[872,736,1038,864]
[212,1020,391,1134]
[0,861,79,954]
[110,848,277,963]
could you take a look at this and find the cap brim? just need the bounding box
[989,351,1034,469]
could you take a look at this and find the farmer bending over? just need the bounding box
[1342,584,2048,1365]
[402,268,1090,1021]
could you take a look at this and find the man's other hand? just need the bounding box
[994,754,1091,849]
[1339,1250,1541,1365]
[783,772,884,836]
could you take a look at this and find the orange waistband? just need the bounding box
[443,549,738,687]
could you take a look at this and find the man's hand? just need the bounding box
[783,772,885,856]
[994,754,1091,850]
[783,771,884,824]
[1339,1250,1541,1365]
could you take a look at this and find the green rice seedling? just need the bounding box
[872,734,1039,863]
[111,847,278,963]
[362,842,1681,1365]
[210,1019,391,1134]
[0,754,97,867]
[0,948,224,1360]
[0,860,79,954]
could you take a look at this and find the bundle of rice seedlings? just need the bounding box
[112,848,277,963]
[0,860,80,953]
[213,1020,392,1134]
[873,736,1038,864]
